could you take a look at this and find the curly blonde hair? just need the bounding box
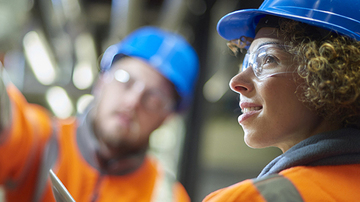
[229,18,360,128]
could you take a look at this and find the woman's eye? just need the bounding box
[263,55,277,65]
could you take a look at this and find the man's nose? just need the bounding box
[123,82,145,110]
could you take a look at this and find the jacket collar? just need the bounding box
[258,127,360,178]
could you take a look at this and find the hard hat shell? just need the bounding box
[217,0,360,42]
[100,26,199,111]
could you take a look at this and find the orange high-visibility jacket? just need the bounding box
[0,85,190,202]
[203,164,360,202]
[203,127,360,202]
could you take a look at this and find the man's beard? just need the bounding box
[93,120,147,173]
[92,115,143,160]
[102,120,141,148]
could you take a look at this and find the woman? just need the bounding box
[204,0,360,201]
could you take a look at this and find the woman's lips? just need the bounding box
[238,102,263,124]
[238,109,261,124]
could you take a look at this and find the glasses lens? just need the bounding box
[143,90,174,112]
[114,69,130,83]
[243,44,291,80]
[112,68,174,113]
[254,49,266,77]
[241,53,250,72]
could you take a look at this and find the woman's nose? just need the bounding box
[229,68,253,95]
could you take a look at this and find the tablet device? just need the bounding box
[49,169,76,202]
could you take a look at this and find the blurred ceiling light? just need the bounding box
[73,33,98,90]
[109,0,130,40]
[46,86,74,119]
[23,31,57,85]
[76,94,94,114]
[73,61,94,90]
[203,70,229,103]
[187,0,207,16]
[61,0,81,21]
[0,0,29,43]
[158,0,187,30]
[74,33,97,62]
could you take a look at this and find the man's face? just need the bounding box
[93,57,175,158]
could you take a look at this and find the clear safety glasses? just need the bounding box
[105,68,175,113]
[241,43,293,80]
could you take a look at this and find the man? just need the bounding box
[0,26,199,201]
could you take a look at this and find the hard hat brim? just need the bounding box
[217,7,360,42]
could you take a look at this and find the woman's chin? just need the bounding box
[244,134,268,149]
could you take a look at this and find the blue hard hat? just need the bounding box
[217,0,360,42]
[100,26,199,111]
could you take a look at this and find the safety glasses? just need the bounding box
[105,68,175,113]
[241,43,294,80]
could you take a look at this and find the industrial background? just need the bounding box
[0,0,281,201]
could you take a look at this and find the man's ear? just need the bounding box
[161,111,176,125]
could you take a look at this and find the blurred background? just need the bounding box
[0,0,282,201]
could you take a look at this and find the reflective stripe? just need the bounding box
[32,129,59,202]
[151,166,175,202]
[0,68,12,144]
[253,174,303,202]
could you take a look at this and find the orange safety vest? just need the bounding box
[0,84,190,202]
[203,164,360,201]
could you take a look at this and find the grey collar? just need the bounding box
[258,127,360,178]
